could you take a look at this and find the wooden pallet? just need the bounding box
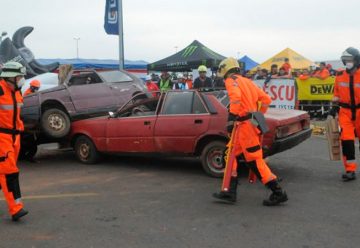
[325,116,341,161]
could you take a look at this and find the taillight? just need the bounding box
[276,126,290,139]
[301,119,310,129]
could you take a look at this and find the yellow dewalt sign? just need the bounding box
[296,77,335,100]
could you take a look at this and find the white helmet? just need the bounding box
[145,75,152,81]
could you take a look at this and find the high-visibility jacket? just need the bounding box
[313,68,330,80]
[0,79,24,174]
[334,68,360,109]
[224,74,276,184]
[23,88,33,97]
[226,75,271,117]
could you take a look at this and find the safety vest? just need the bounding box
[334,69,360,115]
[225,75,271,117]
[0,79,24,136]
[159,78,171,92]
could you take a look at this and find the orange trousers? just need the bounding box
[338,108,360,172]
[222,121,276,190]
[0,134,24,215]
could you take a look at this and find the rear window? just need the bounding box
[99,71,133,83]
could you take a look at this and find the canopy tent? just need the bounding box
[255,48,314,71]
[238,55,259,71]
[37,58,148,70]
[147,40,225,72]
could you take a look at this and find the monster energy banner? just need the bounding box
[147,40,225,72]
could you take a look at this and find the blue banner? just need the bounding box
[104,0,119,35]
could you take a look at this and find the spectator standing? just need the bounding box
[173,73,189,90]
[313,62,330,80]
[158,71,173,92]
[193,65,213,90]
[298,69,310,80]
[252,67,262,80]
[281,58,292,76]
[183,72,193,89]
[145,75,159,94]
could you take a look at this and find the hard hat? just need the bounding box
[0,61,26,78]
[145,75,152,81]
[30,79,41,87]
[341,47,360,66]
[217,57,240,78]
[198,65,207,72]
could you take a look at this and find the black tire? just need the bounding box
[41,108,71,138]
[74,135,100,164]
[200,140,227,178]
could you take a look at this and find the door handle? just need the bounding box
[194,119,203,124]
[144,121,151,125]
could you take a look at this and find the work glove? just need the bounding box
[328,105,339,118]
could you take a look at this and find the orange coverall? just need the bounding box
[0,79,25,216]
[224,74,277,185]
[334,69,360,173]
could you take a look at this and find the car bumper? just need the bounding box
[265,128,312,157]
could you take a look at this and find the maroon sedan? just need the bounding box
[70,90,311,177]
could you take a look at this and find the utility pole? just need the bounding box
[118,0,124,70]
[73,37,80,59]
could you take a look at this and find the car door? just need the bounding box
[154,91,211,153]
[67,72,117,113]
[105,96,160,152]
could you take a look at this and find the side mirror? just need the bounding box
[108,111,116,118]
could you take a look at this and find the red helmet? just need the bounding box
[30,79,41,88]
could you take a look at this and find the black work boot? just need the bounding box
[213,177,238,203]
[342,171,356,182]
[12,208,28,222]
[263,180,288,206]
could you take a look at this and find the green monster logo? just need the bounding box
[182,45,198,57]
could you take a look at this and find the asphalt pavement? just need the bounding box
[1,136,360,248]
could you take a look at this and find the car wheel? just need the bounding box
[74,135,100,164]
[41,108,71,138]
[200,140,226,178]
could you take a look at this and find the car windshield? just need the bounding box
[98,71,133,83]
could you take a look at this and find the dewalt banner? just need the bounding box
[296,77,335,100]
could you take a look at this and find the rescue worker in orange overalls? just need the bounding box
[213,57,288,206]
[23,79,41,97]
[0,61,28,221]
[329,47,360,181]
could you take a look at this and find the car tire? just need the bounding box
[41,108,71,138]
[74,135,100,164]
[200,140,227,178]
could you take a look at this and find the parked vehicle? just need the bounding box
[69,90,312,177]
[21,69,147,141]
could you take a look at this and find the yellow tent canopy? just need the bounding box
[254,48,314,71]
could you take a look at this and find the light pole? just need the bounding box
[73,37,80,59]
[0,31,7,44]
[174,46,178,53]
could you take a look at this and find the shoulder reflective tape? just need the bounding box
[338,82,349,87]
[0,104,14,110]
[346,159,357,163]
[17,103,23,107]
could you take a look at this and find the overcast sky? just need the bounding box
[2,0,360,63]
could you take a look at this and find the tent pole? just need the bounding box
[118,0,124,70]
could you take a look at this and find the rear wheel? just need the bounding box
[200,141,227,177]
[74,135,100,164]
[41,108,71,138]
